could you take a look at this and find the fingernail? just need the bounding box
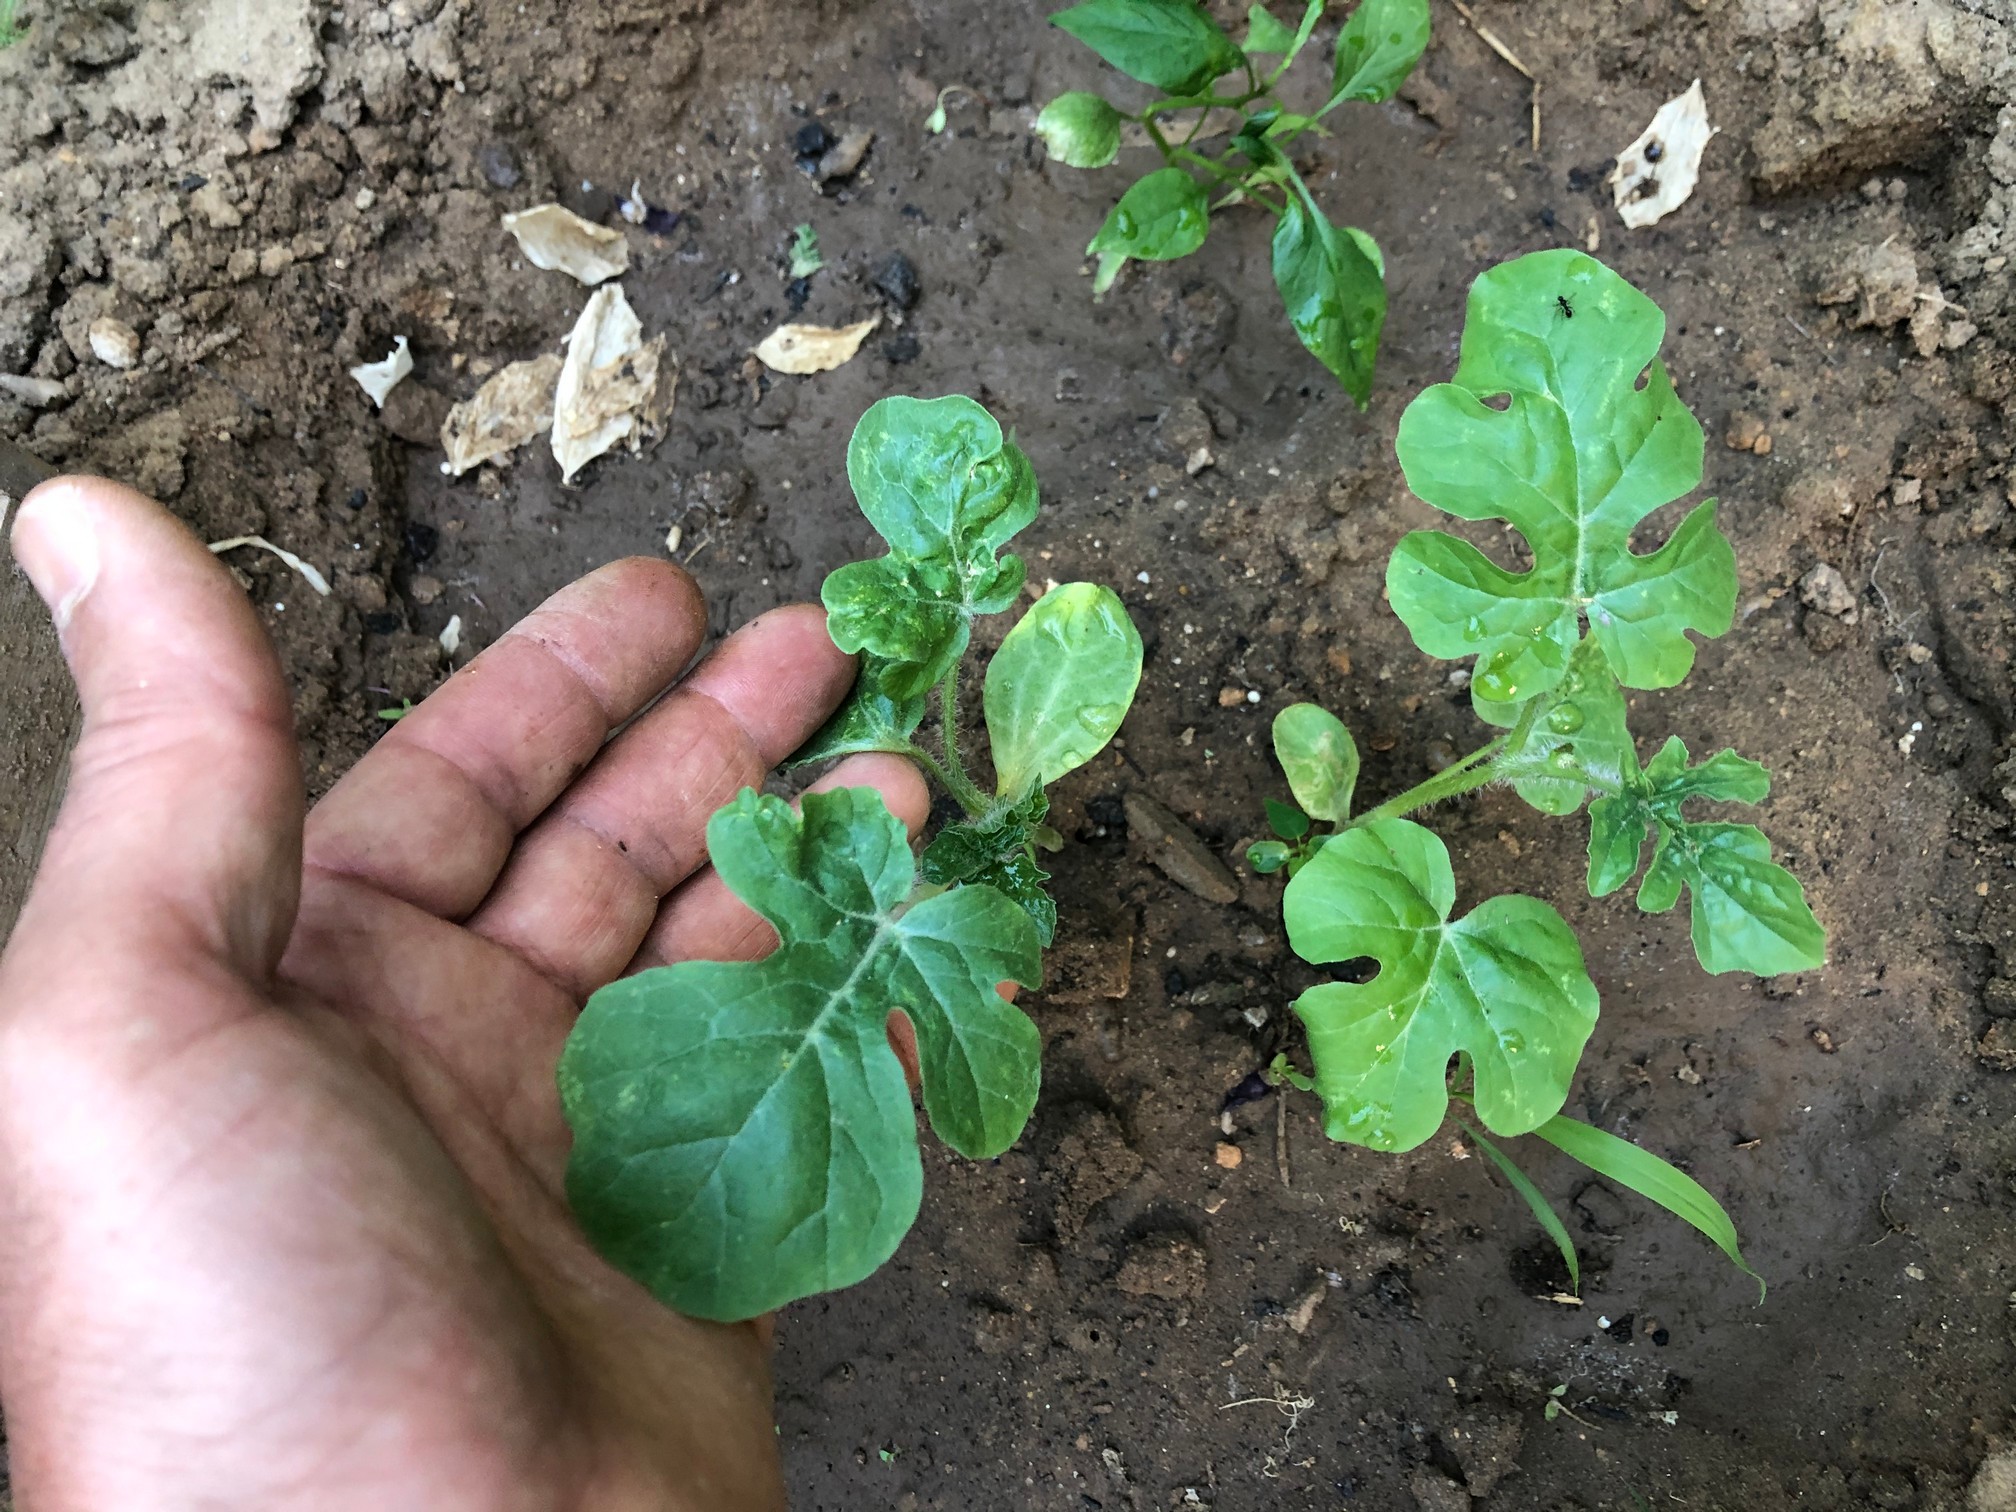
[10,482,100,633]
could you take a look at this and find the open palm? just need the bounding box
[0,479,924,1510]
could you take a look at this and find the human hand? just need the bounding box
[0,478,925,1510]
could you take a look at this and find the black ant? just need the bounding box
[1555,294,1575,319]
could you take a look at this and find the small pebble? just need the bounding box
[1214,1142,1243,1170]
[87,315,141,369]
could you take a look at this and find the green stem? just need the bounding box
[934,667,992,817]
[1349,696,1555,827]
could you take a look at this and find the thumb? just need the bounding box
[4,477,304,984]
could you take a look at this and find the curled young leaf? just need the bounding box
[1051,0,1244,96]
[1480,639,1635,816]
[1390,250,1738,704]
[1088,167,1210,264]
[1271,191,1386,407]
[788,651,928,767]
[1584,735,1824,976]
[923,791,1058,946]
[1035,91,1125,168]
[1272,702,1359,820]
[560,787,1043,1322]
[1328,0,1431,107]
[984,582,1144,796]
[1248,839,1293,874]
[1284,818,1599,1152]
[822,395,1039,700]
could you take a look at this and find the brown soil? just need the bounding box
[5,0,2016,1506]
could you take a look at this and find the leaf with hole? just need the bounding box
[1389,249,1737,704]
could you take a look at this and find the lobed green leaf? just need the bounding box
[984,582,1144,797]
[1533,1113,1763,1296]
[1051,0,1244,96]
[1272,702,1359,820]
[1284,818,1599,1152]
[560,787,1043,1322]
[1479,639,1635,816]
[1271,190,1386,407]
[1584,735,1825,976]
[1035,91,1125,168]
[823,395,1039,701]
[1329,0,1431,106]
[1390,250,1738,704]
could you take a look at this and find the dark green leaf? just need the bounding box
[922,790,1059,946]
[1087,167,1210,262]
[1389,250,1737,704]
[984,582,1144,796]
[1248,840,1293,873]
[788,651,928,766]
[1329,0,1431,105]
[1035,91,1125,168]
[1272,702,1359,820]
[1467,1121,1578,1293]
[1533,1114,1763,1296]
[1266,797,1312,840]
[561,787,1043,1322]
[1283,818,1599,1152]
[1051,0,1244,95]
[1271,190,1386,406]
[822,395,1039,700]
[1583,735,1824,976]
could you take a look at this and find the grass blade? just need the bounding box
[1465,1120,1578,1294]
[1534,1114,1764,1300]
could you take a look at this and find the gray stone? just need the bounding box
[1124,793,1239,904]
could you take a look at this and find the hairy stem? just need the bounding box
[934,667,992,817]
[1349,697,1552,827]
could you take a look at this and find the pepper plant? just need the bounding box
[1036,0,1430,403]
[559,396,1143,1321]
[1252,250,1826,1292]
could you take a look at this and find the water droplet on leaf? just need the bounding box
[1547,702,1584,734]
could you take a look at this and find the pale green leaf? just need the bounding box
[1272,702,1360,820]
[1479,639,1635,816]
[1035,91,1125,168]
[1329,0,1431,106]
[984,582,1143,795]
[1283,818,1599,1152]
[789,651,928,766]
[560,787,1043,1322]
[1390,250,1737,704]
[1242,3,1296,55]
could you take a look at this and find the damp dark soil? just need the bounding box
[4,0,2016,1507]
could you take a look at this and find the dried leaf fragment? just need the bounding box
[750,316,880,375]
[349,336,412,408]
[502,204,630,286]
[207,535,332,596]
[552,285,673,484]
[1609,80,1715,229]
[441,353,564,476]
